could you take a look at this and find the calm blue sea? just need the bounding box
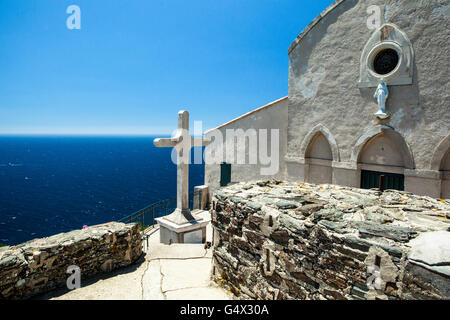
[0,136,204,246]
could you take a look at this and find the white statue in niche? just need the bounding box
[373,80,390,119]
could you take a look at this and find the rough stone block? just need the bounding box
[0,222,142,300]
[211,181,450,300]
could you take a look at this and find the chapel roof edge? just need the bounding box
[203,96,288,135]
[287,0,347,55]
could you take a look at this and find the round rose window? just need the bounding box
[373,48,399,75]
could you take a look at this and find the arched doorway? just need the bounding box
[353,126,414,191]
[358,133,405,190]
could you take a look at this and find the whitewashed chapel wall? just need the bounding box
[204,97,288,190]
[285,0,450,198]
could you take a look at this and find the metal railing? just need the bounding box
[119,190,200,230]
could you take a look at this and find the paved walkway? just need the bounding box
[39,214,233,300]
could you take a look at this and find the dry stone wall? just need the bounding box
[211,180,450,300]
[0,222,143,299]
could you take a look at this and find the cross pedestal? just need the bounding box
[153,110,211,244]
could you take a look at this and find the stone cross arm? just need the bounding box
[153,135,183,148]
[153,110,210,149]
[153,136,210,149]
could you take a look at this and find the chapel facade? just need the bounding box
[204,0,450,199]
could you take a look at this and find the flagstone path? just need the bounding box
[38,212,233,300]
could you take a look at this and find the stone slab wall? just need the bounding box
[211,180,450,300]
[0,222,143,299]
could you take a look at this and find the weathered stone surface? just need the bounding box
[408,231,450,266]
[296,200,327,216]
[276,200,299,209]
[227,226,242,238]
[355,221,417,242]
[247,202,262,211]
[211,181,450,300]
[343,237,371,252]
[323,288,347,300]
[0,222,142,300]
[313,208,344,222]
[279,214,307,235]
[247,215,264,231]
[290,271,320,290]
[284,278,307,299]
[402,261,450,299]
[214,211,231,226]
[230,237,253,253]
[317,220,347,233]
[244,230,264,250]
[270,230,290,245]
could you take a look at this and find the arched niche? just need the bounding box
[431,135,450,199]
[440,150,450,172]
[305,133,333,161]
[300,124,340,161]
[430,135,450,171]
[301,124,338,184]
[441,151,450,198]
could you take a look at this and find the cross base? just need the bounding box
[163,208,203,225]
[156,209,211,244]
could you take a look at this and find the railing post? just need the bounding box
[119,194,200,227]
[152,207,155,227]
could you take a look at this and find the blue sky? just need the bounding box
[0,0,333,135]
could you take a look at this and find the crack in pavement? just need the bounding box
[158,260,167,300]
[162,284,212,294]
[139,247,219,300]
[140,260,151,300]
[155,254,214,297]
[152,256,211,261]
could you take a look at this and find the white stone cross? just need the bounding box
[153,110,210,225]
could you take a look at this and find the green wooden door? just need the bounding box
[361,170,404,191]
[220,163,231,187]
